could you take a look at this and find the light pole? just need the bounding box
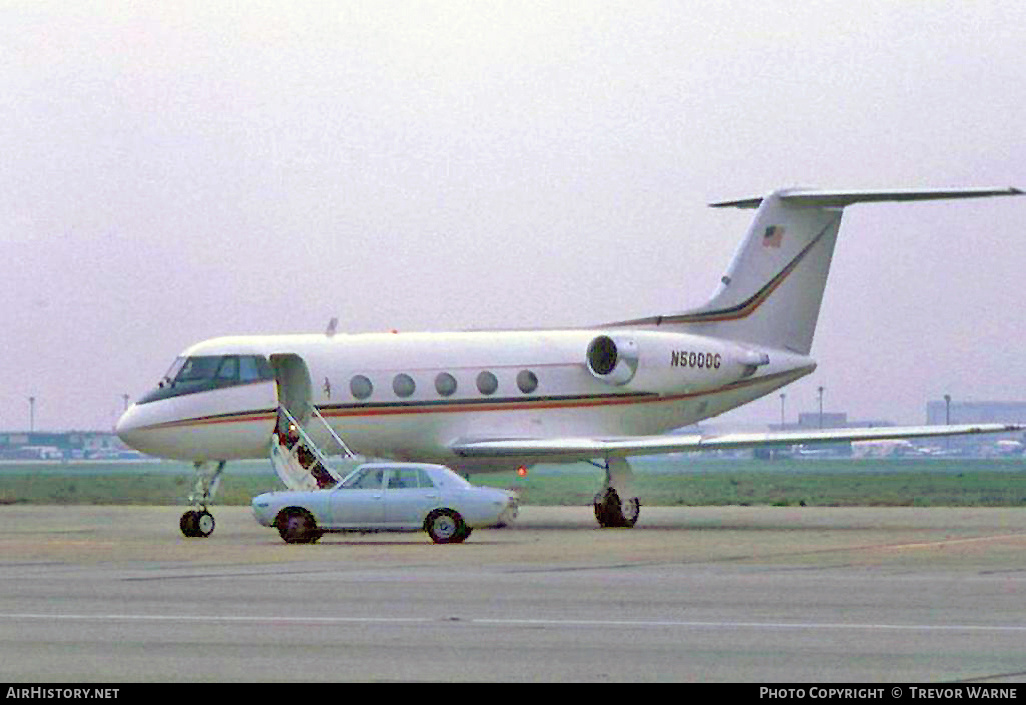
[28,396,35,433]
[122,394,130,412]
[817,386,824,429]
[944,394,952,451]
[779,393,786,429]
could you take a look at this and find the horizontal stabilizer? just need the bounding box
[452,424,1023,461]
[710,187,1022,210]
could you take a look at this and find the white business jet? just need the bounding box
[116,186,1023,537]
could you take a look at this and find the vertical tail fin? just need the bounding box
[690,190,842,354]
[611,187,1021,355]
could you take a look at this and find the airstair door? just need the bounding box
[270,353,313,433]
[267,354,341,490]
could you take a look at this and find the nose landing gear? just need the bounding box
[180,460,226,538]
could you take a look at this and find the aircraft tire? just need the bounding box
[594,489,640,528]
[194,510,215,538]
[425,509,468,544]
[180,510,199,537]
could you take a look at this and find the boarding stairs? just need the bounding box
[269,405,357,490]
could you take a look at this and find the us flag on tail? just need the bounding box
[763,225,784,248]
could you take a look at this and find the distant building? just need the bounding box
[0,431,146,461]
[925,401,1026,455]
[761,411,894,458]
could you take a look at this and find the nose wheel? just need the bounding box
[180,509,216,538]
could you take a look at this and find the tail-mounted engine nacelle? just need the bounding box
[586,335,639,386]
[584,330,790,395]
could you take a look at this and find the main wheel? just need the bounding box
[277,509,321,544]
[425,509,468,544]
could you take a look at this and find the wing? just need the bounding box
[451,424,1023,462]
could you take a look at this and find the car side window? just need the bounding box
[416,469,435,488]
[387,469,419,489]
[344,468,384,489]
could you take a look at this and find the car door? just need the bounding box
[328,467,386,527]
[383,468,439,527]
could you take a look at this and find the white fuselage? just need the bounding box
[116,327,815,471]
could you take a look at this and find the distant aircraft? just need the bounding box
[116,186,1024,537]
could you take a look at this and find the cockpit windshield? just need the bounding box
[139,354,275,405]
[176,356,223,383]
[162,357,187,385]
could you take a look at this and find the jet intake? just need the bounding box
[586,335,639,386]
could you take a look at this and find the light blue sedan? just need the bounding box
[252,462,518,544]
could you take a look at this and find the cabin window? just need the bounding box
[393,373,415,398]
[476,371,498,395]
[350,375,373,400]
[435,372,457,397]
[517,370,538,394]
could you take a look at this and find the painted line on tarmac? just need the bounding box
[879,533,1026,550]
[1,613,1025,633]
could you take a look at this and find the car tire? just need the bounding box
[277,509,321,544]
[425,509,468,544]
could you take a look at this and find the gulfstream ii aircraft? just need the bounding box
[116,186,1023,537]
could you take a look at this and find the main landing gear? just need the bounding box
[593,457,640,528]
[180,460,226,538]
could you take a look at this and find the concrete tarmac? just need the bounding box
[1,504,1025,682]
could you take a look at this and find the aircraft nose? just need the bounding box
[115,404,145,451]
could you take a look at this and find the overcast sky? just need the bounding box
[1,1,1023,432]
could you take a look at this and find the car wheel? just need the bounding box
[426,509,467,544]
[277,509,320,544]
